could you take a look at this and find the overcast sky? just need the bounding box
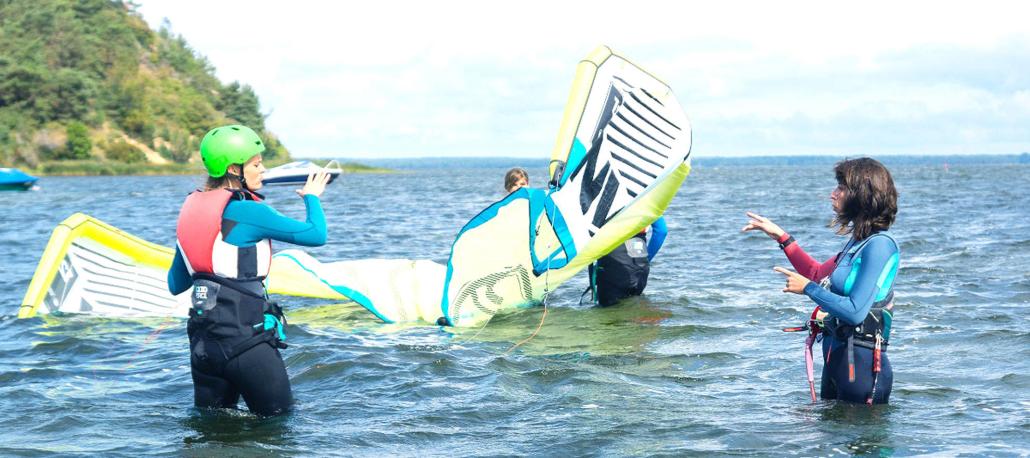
[136,1,1030,158]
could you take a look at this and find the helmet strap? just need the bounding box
[225,164,250,191]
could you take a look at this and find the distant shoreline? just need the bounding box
[28,159,394,177]
[329,153,1030,170]
[16,153,1029,176]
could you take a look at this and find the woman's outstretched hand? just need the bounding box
[742,212,786,240]
[774,266,810,294]
[297,168,332,198]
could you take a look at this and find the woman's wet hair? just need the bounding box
[504,167,529,192]
[204,164,242,191]
[832,157,898,240]
[204,175,231,191]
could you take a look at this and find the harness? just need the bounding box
[187,274,288,361]
[176,189,286,361]
[783,306,824,402]
[825,292,893,404]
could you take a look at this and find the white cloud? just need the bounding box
[136,0,1030,157]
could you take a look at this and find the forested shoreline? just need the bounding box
[0,0,289,174]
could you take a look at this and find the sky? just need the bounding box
[136,0,1030,159]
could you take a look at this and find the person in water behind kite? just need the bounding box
[584,216,667,307]
[743,157,900,404]
[167,124,331,416]
[504,167,529,193]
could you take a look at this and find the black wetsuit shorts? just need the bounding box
[189,336,292,416]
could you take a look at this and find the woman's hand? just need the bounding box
[742,212,786,240]
[297,168,332,198]
[773,266,810,294]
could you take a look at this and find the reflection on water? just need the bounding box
[288,298,669,357]
[181,410,295,450]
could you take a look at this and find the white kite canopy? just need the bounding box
[439,46,692,326]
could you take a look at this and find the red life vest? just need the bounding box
[175,189,272,280]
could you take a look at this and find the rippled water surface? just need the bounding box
[1,162,1028,456]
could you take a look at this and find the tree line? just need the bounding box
[0,0,288,168]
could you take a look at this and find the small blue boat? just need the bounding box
[0,168,38,190]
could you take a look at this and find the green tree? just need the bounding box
[260,132,289,160]
[105,140,145,163]
[62,121,92,159]
[44,68,96,121]
[164,129,194,163]
[217,81,265,131]
[0,65,45,112]
[156,25,220,95]
[0,0,288,165]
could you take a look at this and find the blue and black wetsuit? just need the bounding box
[589,216,668,307]
[170,191,326,416]
[784,231,900,404]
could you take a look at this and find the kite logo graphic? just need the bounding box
[452,265,533,319]
[574,84,625,233]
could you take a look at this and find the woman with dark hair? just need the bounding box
[743,157,900,404]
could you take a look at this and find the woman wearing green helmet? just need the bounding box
[167,124,331,416]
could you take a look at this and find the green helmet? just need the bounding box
[199,125,265,178]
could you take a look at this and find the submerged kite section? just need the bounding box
[18,213,190,319]
[266,250,445,324]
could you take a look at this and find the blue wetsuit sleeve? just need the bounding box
[167,246,192,295]
[803,236,899,325]
[647,217,667,261]
[221,195,327,247]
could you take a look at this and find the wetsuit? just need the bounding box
[780,231,900,404]
[168,190,326,416]
[589,217,668,307]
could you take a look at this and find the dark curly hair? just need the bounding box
[832,157,898,240]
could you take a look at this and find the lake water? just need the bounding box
[1,160,1028,456]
